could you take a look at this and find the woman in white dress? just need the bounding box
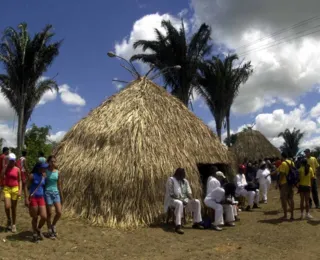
[256,161,271,203]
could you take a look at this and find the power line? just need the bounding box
[238,24,320,57]
[235,14,320,51]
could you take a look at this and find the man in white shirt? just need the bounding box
[206,167,226,196]
[204,183,237,231]
[256,161,271,203]
[235,165,260,211]
[164,168,203,234]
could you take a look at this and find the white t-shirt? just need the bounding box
[206,176,221,196]
[256,169,271,185]
[205,187,225,203]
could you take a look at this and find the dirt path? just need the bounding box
[1,187,320,260]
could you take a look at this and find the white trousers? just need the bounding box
[238,189,259,207]
[259,182,270,201]
[232,205,238,217]
[204,199,235,226]
[170,199,202,226]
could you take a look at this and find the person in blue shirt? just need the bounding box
[27,162,47,243]
[45,155,63,239]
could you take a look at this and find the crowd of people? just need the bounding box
[164,148,319,234]
[0,147,63,243]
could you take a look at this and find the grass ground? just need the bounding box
[1,186,320,260]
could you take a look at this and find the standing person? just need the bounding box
[27,162,47,242]
[256,161,271,203]
[0,147,10,201]
[235,165,259,211]
[164,168,203,234]
[2,153,22,232]
[304,149,320,209]
[45,155,63,238]
[204,183,236,231]
[278,152,295,220]
[298,159,314,219]
[38,152,46,163]
[17,151,29,201]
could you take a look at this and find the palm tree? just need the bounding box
[278,128,304,157]
[130,20,211,106]
[197,55,252,142]
[0,23,62,154]
[224,56,253,145]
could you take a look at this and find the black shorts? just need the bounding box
[298,185,311,193]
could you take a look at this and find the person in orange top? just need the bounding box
[2,153,22,233]
[0,147,10,200]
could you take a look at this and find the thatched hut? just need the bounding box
[230,129,280,163]
[54,77,231,228]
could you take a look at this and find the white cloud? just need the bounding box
[0,124,16,147]
[191,0,320,114]
[114,13,185,60]
[38,89,58,105]
[0,94,15,122]
[59,84,86,106]
[48,131,66,143]
[310,102,320,118]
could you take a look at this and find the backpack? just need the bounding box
[285,161,299,185]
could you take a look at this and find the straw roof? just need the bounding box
[54,77,230,228]
[230,129,280,163]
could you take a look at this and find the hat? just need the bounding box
[260,161,266,167]
[8,153,16,161]
[216,171,226,179]
[39,162,49,169]
[239,164,246,170]
[304,148,311,153]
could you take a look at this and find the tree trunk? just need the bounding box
[216,120,222,142]
[17,99,25,156]
[226,109,231,147]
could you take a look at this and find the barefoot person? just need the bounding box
[164,168,203,234]
[298,159,315,219]
[2,153,22,233]
[45,155,63,238]
[27,162,47,243]
[278,152,295,220]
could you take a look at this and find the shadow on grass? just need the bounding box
[6,231,33,242]
[0,226,7,233]
[263,210,279,215]
[258,218,288,225]
[307,220,320,226]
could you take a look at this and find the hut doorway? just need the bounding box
[197,163,229,196]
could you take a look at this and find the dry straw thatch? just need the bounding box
[230,129,280,163]
[55,77,231,228]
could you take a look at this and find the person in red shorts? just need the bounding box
[0,147,10,200]
[26,162,47,243]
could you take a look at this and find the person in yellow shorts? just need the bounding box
[304,149,320,208]
[298,158,315,219]
[2,153,22,233]
[277,152,295,220]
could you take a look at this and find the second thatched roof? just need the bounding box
[54,77,231,228]
[230,129,280,163]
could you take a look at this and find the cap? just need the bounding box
[215,171,226,179]
[239,164,246,170]
[8,153,16,161]
[304,149,311,153]
[260,161,266,167]
[39,163,49,169]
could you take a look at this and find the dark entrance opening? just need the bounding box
[197,163,229,197]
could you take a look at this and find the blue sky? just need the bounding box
[1,0,320,149]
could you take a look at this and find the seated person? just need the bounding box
[164,168,203,234]
[204,183,237,231]
[206,166,226,195]
[235,165,260,211]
